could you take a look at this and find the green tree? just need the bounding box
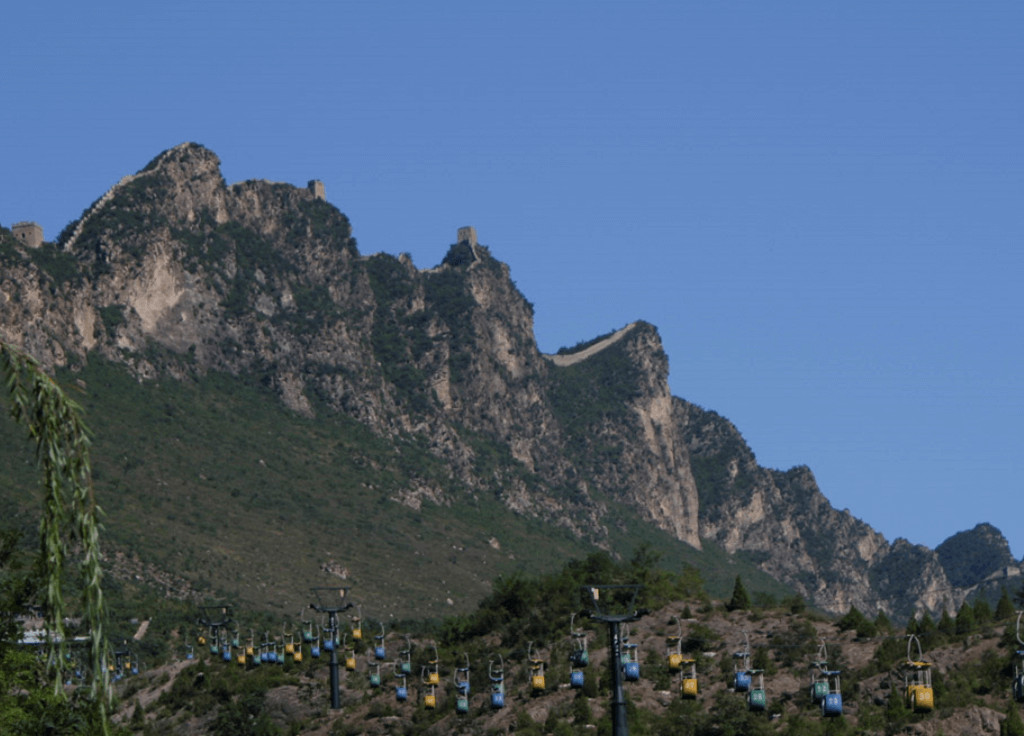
[996,587,1016,620]
[1003,700,1024,736]
[955,600,975,635]
[836,606,877,638]
[727,575,751,612]
[938,608,956,637]
[874,609,893,634]
[973,597,993,625]
[0,342,108,720]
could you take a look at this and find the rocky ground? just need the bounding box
[109,600,1022,735]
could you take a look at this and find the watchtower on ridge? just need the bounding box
[12,221,43,248]
[308,180,326,201]
[457,226,477,246]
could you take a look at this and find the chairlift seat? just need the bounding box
[748,689,767,711]
[682,678,698,699]
[907,685,933,712]
[811,681,829,702]
[823,693,843,717]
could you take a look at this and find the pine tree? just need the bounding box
[973,597,993,625]
[727,575,751,612]
[955,601,975,635]
[1003,701,1024,736]
[875,609,893,634]
[996,587,1016,621]
[938,609,955,637]
[919,611,936,633]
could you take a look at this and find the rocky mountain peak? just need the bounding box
[935,522,1018,588]
[1,144,1012,620]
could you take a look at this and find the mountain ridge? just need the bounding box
[1,142,1017,620]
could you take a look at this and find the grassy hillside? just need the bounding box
[0,357,791,622]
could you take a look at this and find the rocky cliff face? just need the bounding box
[0,143,1009,617]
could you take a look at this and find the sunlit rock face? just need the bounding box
[1,142,1007,619]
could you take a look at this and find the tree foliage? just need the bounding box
[0,341,108,710]
[726,575,751,612]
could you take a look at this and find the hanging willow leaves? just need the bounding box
[0,340,108,710]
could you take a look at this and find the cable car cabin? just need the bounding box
[345,655,357,671]
[746,670,767,712]
[490,679,506,709]
[311,644,321,658]
[375,645,387,660]
[424,693,436,709]
[400,661,412,675]
[456,683,470,715]
[285,642,295,655]
[491,688,505,709]
[622,642,640,681]
[680,659,698,699]
[733,651,752,692]
[185,646,194,661]
[571,671,585,689]
[571,649,590,667]
[821,671,843,717]
[532,673,546,692]
[222,649,232,663]
[428,671,440,686]
[667,632,683,672]
[396,685,408,702]
[904,662,934,712]
[293,649,303,663]
[324,638,335,652]
[370,673,381,688]
[237,653,246,666]
[809,661,829,703]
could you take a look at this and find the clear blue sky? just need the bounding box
[3,2,1021,560]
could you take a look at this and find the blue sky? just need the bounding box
[3,2,1021,559]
